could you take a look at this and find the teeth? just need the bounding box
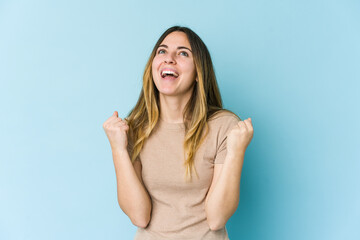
[161,70,179,78]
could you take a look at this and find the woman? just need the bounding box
[103,26,254,240]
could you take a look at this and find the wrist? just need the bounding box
[111,147,128,156]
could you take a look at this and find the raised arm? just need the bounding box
[206,118,253,230]
[103,111,152,228]
[112,149,152,228]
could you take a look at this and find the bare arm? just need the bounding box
[205,151,244,230]
[206,117,253,230]
[112,149,152,228]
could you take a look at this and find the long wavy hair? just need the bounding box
[125,26,236,182]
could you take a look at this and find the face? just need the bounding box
[152,31,197,97]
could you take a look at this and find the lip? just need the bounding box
[160,67,179,78]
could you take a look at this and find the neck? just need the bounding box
[159,91,192,123]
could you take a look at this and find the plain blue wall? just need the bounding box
[1,0,359,239]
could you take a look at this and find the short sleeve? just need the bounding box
[213,115,240,164]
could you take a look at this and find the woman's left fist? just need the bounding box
[227,118,254,156]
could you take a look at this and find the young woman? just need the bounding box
[103,26,254,240]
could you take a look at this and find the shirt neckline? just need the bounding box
[158,118,185,130]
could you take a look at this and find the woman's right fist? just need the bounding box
[103,111,129,151]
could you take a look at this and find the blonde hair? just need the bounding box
[126,26,237,182]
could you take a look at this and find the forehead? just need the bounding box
[160,31,191,49]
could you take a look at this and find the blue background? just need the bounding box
[1,0,359,239]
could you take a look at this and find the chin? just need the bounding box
[158,89,177,96]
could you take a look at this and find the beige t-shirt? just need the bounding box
[131,111,240,240]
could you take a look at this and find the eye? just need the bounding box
[180,51,189,57]
[157,49,166,54]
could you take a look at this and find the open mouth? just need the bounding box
[161,69,179,80]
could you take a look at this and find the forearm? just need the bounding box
[205,151,245,230]
[112,149,152,228]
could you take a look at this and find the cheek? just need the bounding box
[185,63,196,78]
[152,58,161,75]
[191,65,196,76]
[185,59,196,72]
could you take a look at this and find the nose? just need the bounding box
[164,53,176,64]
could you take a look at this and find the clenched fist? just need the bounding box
[227,118,254,157]
[103,111,129,152]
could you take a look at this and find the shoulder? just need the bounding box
[206,109,241,137]
[208,109,241,125]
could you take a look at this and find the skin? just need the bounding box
[103,112,152,228]
[151,31,197,123]
[103,31,254,230]
[205,120,253,230]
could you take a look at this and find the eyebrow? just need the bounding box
[158,44,192,52]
